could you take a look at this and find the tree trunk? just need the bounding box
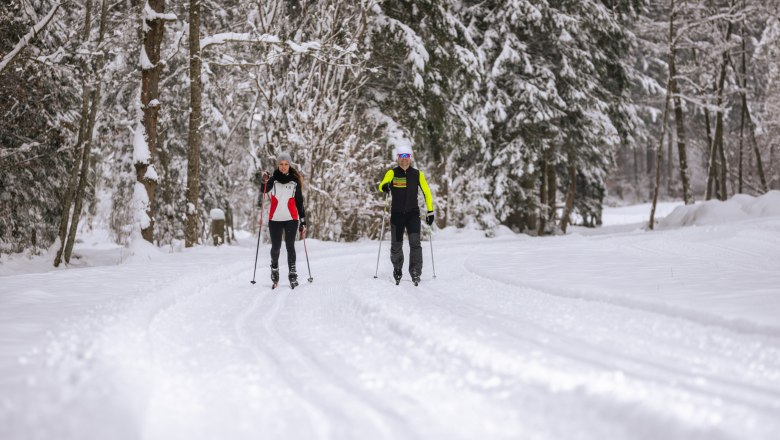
[667,126,673,195]
[704,104,718,200]
[53,82,90,267]
[736,21,769,193]
[714,6,735,201]
[706,51,733,202]
[185,0,202,247]
[64,83,101,263]
[136,0,168,243]
[650,78,672,230]
[738,90,745,194]
[547,159,557,227]
[745,104,768,192]
[538,159,548,235]
[560,148,577,233]
[53,0,102,267]
[667,1,691,204]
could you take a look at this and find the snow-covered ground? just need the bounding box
[2,193,780,440]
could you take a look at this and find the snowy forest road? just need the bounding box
[2,217,780,440]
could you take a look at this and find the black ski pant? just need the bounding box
[390,211,422,276]
[269,220,299,270]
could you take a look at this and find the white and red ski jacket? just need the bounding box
[263,170,306,222]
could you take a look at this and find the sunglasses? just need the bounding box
[397,153,412,159]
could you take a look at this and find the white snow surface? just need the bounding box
[1,201,780,440]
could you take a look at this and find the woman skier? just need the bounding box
[261,152,307,288]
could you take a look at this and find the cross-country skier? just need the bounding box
[378,145,435,285]
[261,152,307,288]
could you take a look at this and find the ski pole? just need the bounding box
[301,228,313,283]
[250,177,269,284]
[373,191,389,278]
[428,223,437,279]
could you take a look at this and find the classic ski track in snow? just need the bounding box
[463,252,780,338]
[250,287,417,440]
[233,289,334,439]
[418,271,780,430]
[3,217,780,440]
[350,277,779,439]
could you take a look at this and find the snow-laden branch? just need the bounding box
[143,1,177,23]
[0,2,62,75]
[200,33,281,51]
[287,40,322,53]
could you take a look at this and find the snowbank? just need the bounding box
[659,191,780,229]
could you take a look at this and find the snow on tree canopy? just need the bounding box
[210,209,225,220]
[372,12,429,89]
[364,108,411,158]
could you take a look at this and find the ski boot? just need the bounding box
[289,265,299,289]
[271,265,280,289]
[411,271,421,286]
[393,268,403,285]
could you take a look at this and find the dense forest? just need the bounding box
[1,0,778,259]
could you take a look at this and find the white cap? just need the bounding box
[395,145,413,157]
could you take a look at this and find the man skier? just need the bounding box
[378,145,435,285]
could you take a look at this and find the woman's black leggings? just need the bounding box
[269,220,299,269]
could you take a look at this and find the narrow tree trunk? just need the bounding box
[738,88,746,194]
[650,78,672,230]
[547,160,557,227]
[185,0,202,247]
[733,11,768,193]
[560,149,577,234]
[53,83,90,267]
[667,126,673,195]
[538,159,548,235]
[714,5,735,200]
[136,0,168,243]
[704,104,718,200]
[745,104,768,192]
[63,83,101,263]
[668,1,691,204]
[61,0,110,263]
[706,55,733,202]
[54,0,96,267]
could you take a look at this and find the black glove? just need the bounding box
[299,218,307,233]
[426,211,434,226]
[262,171,270,183]
[381,183,391,193]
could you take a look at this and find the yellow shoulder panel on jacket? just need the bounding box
[418,171,434,212]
